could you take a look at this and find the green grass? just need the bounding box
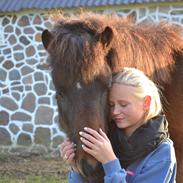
[0,176,68,183]
[0,153,9,160]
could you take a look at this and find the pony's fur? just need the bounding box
[42,12,183,183]
[50,13,183,84]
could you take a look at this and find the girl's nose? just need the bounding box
[111,106,121,116]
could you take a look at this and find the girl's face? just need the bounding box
[109,83,147,137]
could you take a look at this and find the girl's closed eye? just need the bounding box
[119,102,128,107]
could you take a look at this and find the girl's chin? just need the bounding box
[115,122,126,128]
[115,119,125,124]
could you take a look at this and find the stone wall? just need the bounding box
[0,13,65,156]
[0,5,183,156]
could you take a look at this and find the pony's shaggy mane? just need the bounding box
[49,12,183,84]
[111,20,183,85]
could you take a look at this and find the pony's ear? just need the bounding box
[100,26,113,47]
[42,29,53,50]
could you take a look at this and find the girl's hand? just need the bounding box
[79,128,117,164]
[60,138,77,169]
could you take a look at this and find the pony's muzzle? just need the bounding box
[81,158,98,176]
[75,151,104,182]
[81,158,104,182]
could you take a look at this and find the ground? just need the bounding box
[0,153,68,181]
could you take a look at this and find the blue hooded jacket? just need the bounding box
[68,139,176,183]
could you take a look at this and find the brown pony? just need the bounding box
[42,13,183,183]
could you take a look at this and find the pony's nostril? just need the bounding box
[81,159,96,177]
[80,159,104,183]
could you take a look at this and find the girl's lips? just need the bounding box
[114,118,125,122]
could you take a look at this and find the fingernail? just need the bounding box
[80,137,83,140]
[82,144,85,148]
[79,131,82,135]
[84,127,87,130]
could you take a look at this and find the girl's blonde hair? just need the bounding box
[112,67,162,121]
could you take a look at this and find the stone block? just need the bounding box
[11,112,31,122]
[35,106,53,125]
[21,93,36,113]
[0,111,9,125]
[0,128,11,145]
[0,97,18,111]
[35,127,51,147]
[17,133,32,146]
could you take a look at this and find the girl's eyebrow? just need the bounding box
[118,99,128,103]
[109,99,129,103]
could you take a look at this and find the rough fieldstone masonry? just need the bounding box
[0,13,65,155]
[0,6,183,155]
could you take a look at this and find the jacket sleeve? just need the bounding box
[103,159,127,183]
[132,160,176,183]
[68,170,86,183]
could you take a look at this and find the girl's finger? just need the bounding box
[60,140,72,150]
[61,143,75,157]
[79,131,99,145]
[83,127,104,141]
[82,145,95,157]
[99,128,110,142]
[66,153,75,165]
[67,147,76,156]
[68,152,75,161]
[64,148,76,160]
[80,137,96,149]
[61,145,74,155]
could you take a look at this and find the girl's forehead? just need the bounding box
[111,83,136,93]
[110,83,143,101]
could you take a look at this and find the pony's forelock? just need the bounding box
[48,12,115,82]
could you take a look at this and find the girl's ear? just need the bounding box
[143,96,151,110]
